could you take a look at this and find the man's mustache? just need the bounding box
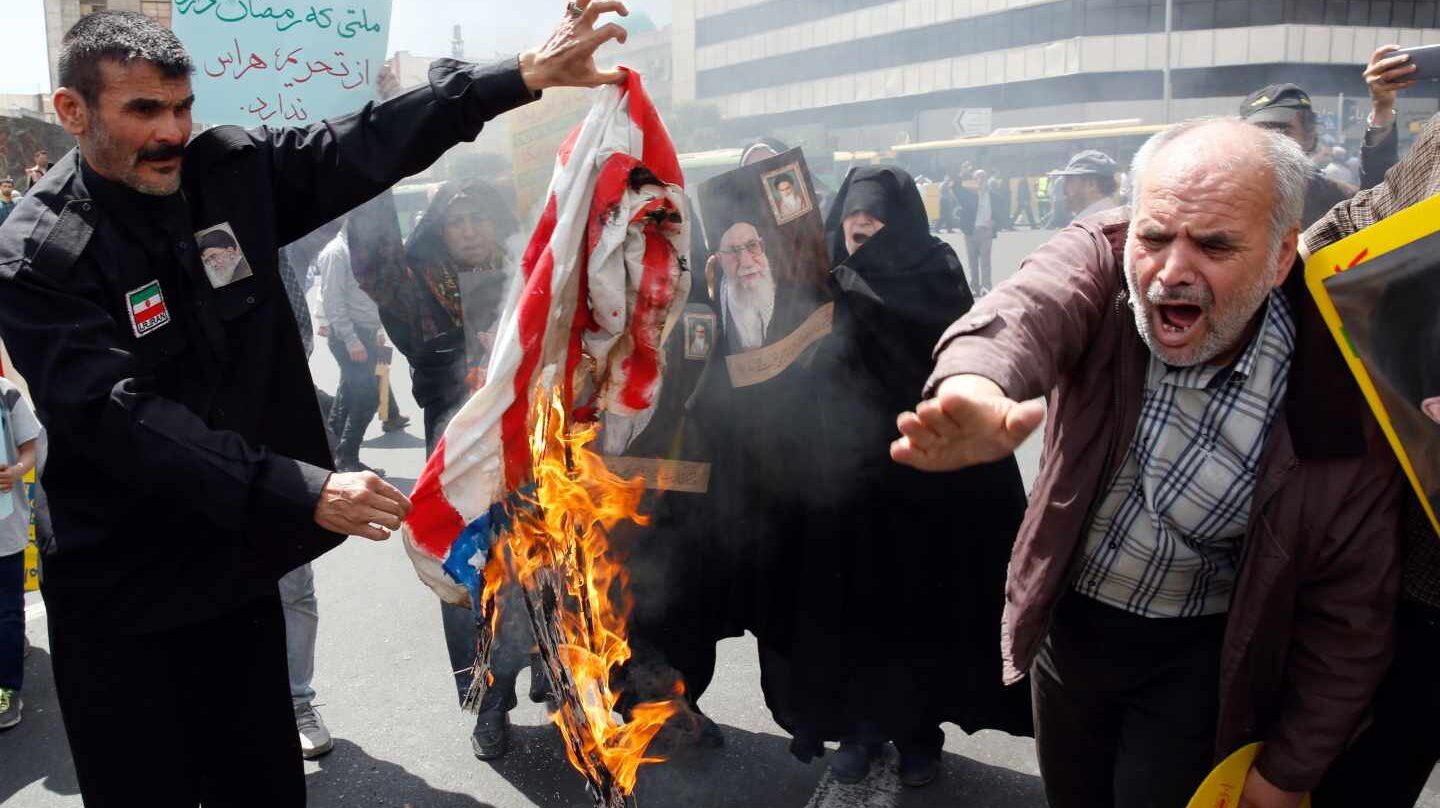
[1147,280,1213,310]
[137,145,185,164]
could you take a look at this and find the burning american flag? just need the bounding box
[401,70,691,806]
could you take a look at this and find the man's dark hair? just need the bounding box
[1,178,14,186]
[58,11,193,105]
[1095,174,1118,197]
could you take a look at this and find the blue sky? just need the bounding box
[0,0,671,94]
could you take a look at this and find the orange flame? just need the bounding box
[476,388,680,802]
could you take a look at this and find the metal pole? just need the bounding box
[1162,0,1174,123]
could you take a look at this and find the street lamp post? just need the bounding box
[1162,0,1174,123]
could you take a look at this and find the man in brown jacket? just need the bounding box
[894,118,1403,808]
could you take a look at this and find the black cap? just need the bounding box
[1240,83,1313,124]
[1049,149,1118,178]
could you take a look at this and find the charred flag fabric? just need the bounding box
[402,71,691,606]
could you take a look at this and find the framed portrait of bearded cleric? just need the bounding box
[697,148,832,386]
[1306,194,1440,538]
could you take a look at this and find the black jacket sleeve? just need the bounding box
[0,255,331,534]
[1359,123,1400,191]
[254,57,536,245]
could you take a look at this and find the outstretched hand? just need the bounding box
[520,1,631,92]
[890,375,1044,472]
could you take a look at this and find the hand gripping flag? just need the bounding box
[402,71,691,607]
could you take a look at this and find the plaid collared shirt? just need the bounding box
[1074,292,1297,618]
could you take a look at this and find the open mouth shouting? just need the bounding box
[1154,301,1206,346]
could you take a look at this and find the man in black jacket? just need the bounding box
[0,6,629,806]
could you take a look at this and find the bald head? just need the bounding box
[1123,118,1311,367]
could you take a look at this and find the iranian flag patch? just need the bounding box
[127,280,171,337]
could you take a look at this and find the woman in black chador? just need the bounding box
[754,165,1033,787]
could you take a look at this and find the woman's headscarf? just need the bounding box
[404,178,519,330]
[824,165,934,266]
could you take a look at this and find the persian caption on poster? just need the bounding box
[173,0,393,127]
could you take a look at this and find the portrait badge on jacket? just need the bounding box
[195,223,254,289]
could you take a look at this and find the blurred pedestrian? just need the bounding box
[0,378,40,731]
[22,149,48,191]
[1238,68,1403,227]
[0,178,19,226]
[320,221,387,476]
[1323,146,1357,186]
[955,169,999,294]
[1049,150,1121,220]
[1012,176,1037,229]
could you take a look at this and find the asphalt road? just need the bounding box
[4,227,1436,808]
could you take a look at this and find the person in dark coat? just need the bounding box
[347,180,555,760]
[0,8,628,805]
[755,165,1032,788]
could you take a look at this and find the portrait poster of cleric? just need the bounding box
[1325,232,1440,532]
[697,148,829,382]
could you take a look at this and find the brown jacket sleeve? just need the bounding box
[1304,112,1440,255]
[1257,435,1403,792]
[925,211,1127,401]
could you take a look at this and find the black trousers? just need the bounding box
[1032,593,1226,808]
[1313,599,1440,807]
[328,329,380,467]
[50,594,302,808]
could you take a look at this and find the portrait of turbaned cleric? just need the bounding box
[195,223,254,289]
[699,149,829,358]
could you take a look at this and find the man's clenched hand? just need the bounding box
[891,375,1044,472]
[314,472,412,541]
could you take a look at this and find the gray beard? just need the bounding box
[723,270,776,351]
[1123,233,1278,367]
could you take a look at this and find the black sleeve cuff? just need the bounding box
[428,56,540,139]
[253,455,333,529]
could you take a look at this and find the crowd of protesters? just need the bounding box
[0,7,1438,808]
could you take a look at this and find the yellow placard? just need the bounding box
[1305,193,1440,539]
[1188,743,1312,808]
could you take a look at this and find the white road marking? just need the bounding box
[24,601,45,622]
[805,750,903,808]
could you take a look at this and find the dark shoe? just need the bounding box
[898,752,940,787]
[471,710,510,761]
[381,415,411,433]
[830,742,882,785]
[528,662,555,708]
[0,688,21,731]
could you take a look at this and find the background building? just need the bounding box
[44,0,170,96]
[672,0,1440,162]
